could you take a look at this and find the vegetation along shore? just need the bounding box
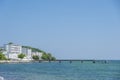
[0,42,56,63]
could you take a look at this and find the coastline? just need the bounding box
[0,59,110,64]
[0,60,33,64]
[0,60,51,64]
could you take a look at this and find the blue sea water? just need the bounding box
[0,60,120,80]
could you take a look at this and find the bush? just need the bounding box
[18,53,25,59]
[32,55,39,60]
[0,52,7,60]
[41,53,56,61]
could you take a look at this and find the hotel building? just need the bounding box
[1,43,42,60]
[4,43,22,59]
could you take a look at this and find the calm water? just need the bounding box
[0,60,120,80]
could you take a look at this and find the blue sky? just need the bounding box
[0,0,120,59]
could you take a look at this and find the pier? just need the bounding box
[39,59,107,64]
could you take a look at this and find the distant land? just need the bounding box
[0,42,56,61]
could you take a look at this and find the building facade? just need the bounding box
[22,48,32,60]
[4,43,22,59]
[32,52,43,60]
[1,43,43,60]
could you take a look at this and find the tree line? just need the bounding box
[0,52,56,61]
[17,53,56,61]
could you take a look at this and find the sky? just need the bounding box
[0,0,120,60]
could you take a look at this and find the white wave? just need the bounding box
[0,76,4,80]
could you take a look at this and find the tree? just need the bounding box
[41,53,56,61]
[41,53,49,60]
[32,55,39,60]
[18,53,25,59]
[0,52,6,60]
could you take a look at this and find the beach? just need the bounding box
[0,60,32,64]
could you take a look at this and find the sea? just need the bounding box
[0,60,120,80]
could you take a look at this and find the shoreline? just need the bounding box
[0,60,52,64]
[0,60,33,64]
[0,60,119,64]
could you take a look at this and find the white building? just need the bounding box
[1,43,43,60]
[32,52,43,60]
[4,43,22,59]
[5,44,22,53]
[22,48,32,60]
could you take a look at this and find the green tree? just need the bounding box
[41,53,49,60]
[41,53,56,61]
[32,55,39,60]
[0,52,6,60]
[18,53,25,59]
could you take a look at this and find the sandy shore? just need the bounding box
[0,60,33,63]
